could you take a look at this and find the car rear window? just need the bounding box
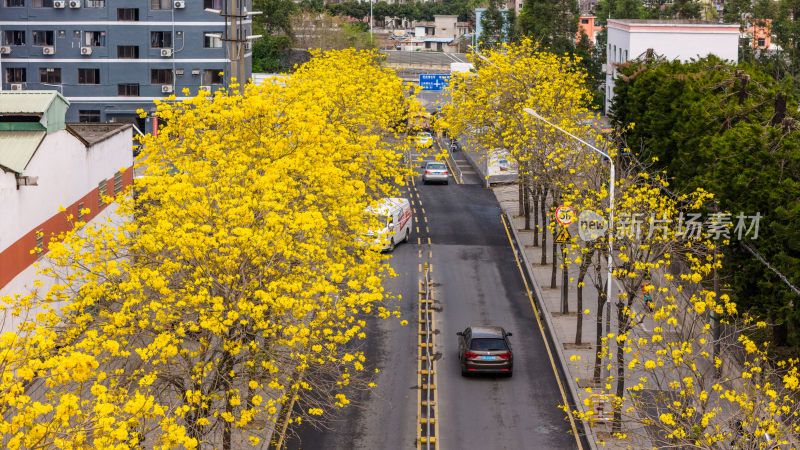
[427,163,446,170]
[470,338,507,351]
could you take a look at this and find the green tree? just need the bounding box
[479,0,506,49]
[518,0,579,54]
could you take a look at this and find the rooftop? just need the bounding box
[0,131,46,173]
[0,91,69,116]
[608,19,739,27]
[66,123,132,146]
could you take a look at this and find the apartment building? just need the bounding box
[0,0,252,133]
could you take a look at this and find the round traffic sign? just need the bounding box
[556,205,576,226]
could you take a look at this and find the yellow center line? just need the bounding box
[427,237,431,245]
[500,214,583,450]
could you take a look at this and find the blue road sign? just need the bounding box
[419,74,450,91]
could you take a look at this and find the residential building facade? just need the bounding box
[0,0,251,133]
[605,19,739,114]
[0,91,133,299]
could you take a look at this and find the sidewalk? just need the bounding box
[493,185,650,449]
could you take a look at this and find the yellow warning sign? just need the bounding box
[556,227,571,244]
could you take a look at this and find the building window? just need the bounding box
[6,68,26,83]
[80,110,101,123]
[118,83,139,96]
[114,171,123,196]
[151,69,173,85]
[203,0,222,8]
[32,31,55,46]
[581,18,589,24]
[202,70,223,84]
[78,203,85,222]
[203,32,223,48]
[85,0,104,6]
[117,45,139,59]
[117,8,139,20]
[84,31,106,47]
[3,30,25,46]
[150,32,172,48]
[33,0,53,7]
[150,0,171,9]
[758,37,766,47]
[5,0,24,7]
[78,68,100,84]
[97,179,107,204]
[624,49,628,61]
[35,230,44,257]
[425,42,431,49]
[39,68,61,84]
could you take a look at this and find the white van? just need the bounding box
[367,198,413,252]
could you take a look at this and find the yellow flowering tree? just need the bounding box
[0,49,419,449]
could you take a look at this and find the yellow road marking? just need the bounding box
[426,227,430,233]
[424,216,428,223]
[500,214,583,450]
[417,227,420,233]
[427,237,431,245]
[429,250,432,258]
[418,237,421,245]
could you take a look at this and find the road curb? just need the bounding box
[503,212,599,450]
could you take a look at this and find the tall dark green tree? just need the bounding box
[479,0,506,49]
[252,0,298,72]
[611,57,800,348]
[517,0,579,54]
[774,0,800,81]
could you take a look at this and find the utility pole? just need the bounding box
[208,0,262,91]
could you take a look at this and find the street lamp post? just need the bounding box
[369,0,373,44]
[522,108,616,381]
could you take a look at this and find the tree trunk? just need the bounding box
[533,188,540,246]
[222,352,234,450]
[612,301,626,434]
[561,245,569,313]
[540,188,548,264]
[550,196,558,288]
[593,253,605,385]
[575,254,592,345]
[518,174,524,216]
[524,182,531,230]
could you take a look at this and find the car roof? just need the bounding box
[425,161,445,166]
[469,325,506,338]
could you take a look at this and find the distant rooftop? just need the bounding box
[0,90,69,116]
[66,123,132,146]
[609,19,739,27]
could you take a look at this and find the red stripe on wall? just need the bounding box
[0,166,134,290]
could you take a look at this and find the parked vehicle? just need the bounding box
[421,161,448,184]
[415,132,433,148]
[457,325,513,376]
[366,198,412,252]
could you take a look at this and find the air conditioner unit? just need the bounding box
[160,48,172,57]
[191,69,200,76]
[53,0,65,7]
[69,0,80,7]
[173,0,185,8]
[42,46,55,55]
[10,83,23,91]
[0,46,10,55]
[244,41,252,51]
[161,85,173,93]
[200,85,211,92]
[80,46,92,55]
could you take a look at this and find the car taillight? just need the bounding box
[464,352,478,359]
[499,352,512,359]
[425,170,431,174]
[444,171,448,175]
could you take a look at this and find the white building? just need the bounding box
[605,19,740,114]
[0,91,133,298]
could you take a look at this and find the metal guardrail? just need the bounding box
[440,138,462,184]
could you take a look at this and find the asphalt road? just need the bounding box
[288,159,580,449]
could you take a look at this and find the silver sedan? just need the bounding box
[422,161,449,184]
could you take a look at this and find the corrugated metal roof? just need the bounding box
[424,37,454,43]
[0,90,68,115]
[0,131,46,173]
